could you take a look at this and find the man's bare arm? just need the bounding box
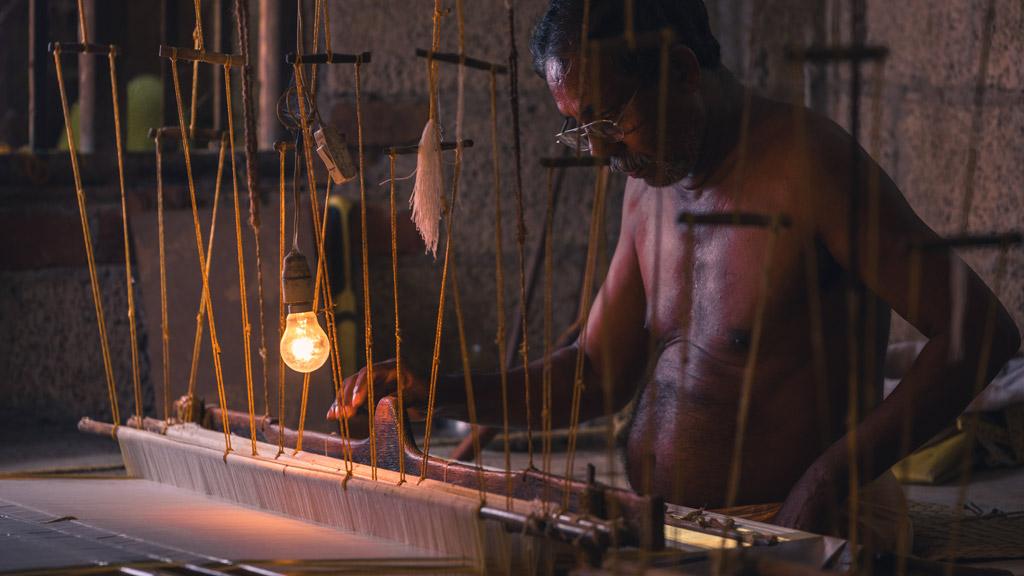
[777,119,1020,529]
[332,182,651,429]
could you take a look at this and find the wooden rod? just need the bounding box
[677,211,794,229]
[159,44,245,67]
[48,41,116,56]
[285,51,372,65]
[785,45,889,63]
[539,156,610,168]
[387,139,474,156]
[414,49,508,74]
[914,231,1023,250]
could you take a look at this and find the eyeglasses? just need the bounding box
[555,89,638,153]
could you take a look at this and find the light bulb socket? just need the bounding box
[282,249,314,313]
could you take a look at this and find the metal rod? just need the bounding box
[415,49,508,73]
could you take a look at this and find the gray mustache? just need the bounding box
[610,154,650,173]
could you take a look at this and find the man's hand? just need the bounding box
[773,463,838,535]
[326,359,428,421]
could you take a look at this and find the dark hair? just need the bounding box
[530,0,721,80]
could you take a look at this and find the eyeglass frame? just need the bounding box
[554,88,640,152]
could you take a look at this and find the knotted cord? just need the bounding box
[353,58,376,478]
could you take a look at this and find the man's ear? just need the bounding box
[669,44,701,92]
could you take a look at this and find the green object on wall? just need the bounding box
[57,75,164,152]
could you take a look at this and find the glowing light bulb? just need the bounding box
[280,310,330,373]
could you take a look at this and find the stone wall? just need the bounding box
[710,0,1023,344]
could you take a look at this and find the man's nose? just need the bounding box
[590,137,620,159]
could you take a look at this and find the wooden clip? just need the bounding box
[539,156,610,168]
[415,49,508,74]
[677,212,794,229]
[285,51,372,65]
[914,232,1023,251]
[785,45,889,63]
[387,139,474,156]
[159,45,245,68]
[48,42,116,56]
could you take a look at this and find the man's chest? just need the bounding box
[631,183,810,348]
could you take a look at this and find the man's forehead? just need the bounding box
[545,53,631,120]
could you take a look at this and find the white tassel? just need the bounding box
[410,118,443,258]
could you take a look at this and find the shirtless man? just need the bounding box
[329,0,1020,540]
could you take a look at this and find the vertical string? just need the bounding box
[185,134,227,423]
[154,135,171,421]
[76,0,89,44]
[223,64,259,455]
[108,49,143,428]
[233,0,271,419]
[353,59,376,478]
[389,152,406,483]
[504,0,534,471]
[52,47,119,431]
[189,0,204,136]
[542,165,556,509]
[277,145,288,455]
[169,57,233,454]
[563,165,608,508]
[487,69,513,509]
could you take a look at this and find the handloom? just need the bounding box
[45,1,1023,574]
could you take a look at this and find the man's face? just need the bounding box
[545,51,704,187]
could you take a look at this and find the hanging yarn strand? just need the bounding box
[168,57,233,454]
[189,0,204,136]
[52,46,119,431]
[234,0,271,418]
[488,69,513,510]
[353,58,377,478]
[184,134,227,424]
[504,0,534,468]
[154,135,171,421]
[389,152,406,483]
[223,64,259,456]
[107,49,143,429]
[276,145,288,455]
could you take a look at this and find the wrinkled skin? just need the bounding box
[331,45,1020,535]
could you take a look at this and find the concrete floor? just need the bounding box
[2,422,1022,574]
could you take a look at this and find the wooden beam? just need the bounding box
[285,51,372,65]
[159,44,245,68]
[414,49,507,74]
